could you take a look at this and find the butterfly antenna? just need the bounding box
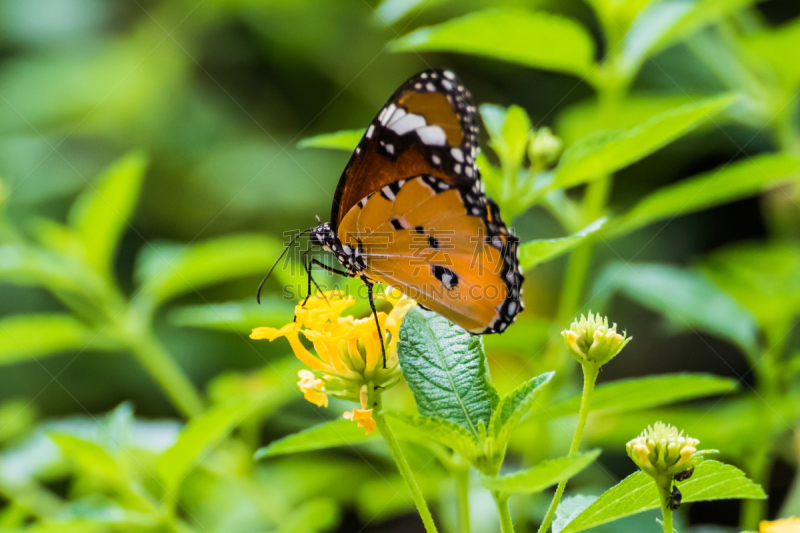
[256,227,314,304]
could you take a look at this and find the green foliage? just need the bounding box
[612,154,800,236]
[559,461,766,533]
[519,219,606,270]
[390,9,597,78]
[255,418,381,459]
[481,451,600,494]
[68,152,148,278]
[594,263,759,357]
[135,234,285,310]
[546,373,738,418]
[297,129,365,151]
[0,314,116,365]
[548,95,735,191]
[488,372,553,444]
[157,402,246,492]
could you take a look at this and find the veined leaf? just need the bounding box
[135,234,285,308]
[489,372,553,444]
[398,307,498,438]
[546,373,738,418]
[68,152,148,278]
[169,296,295,333]
[255,418,380,459]
[297,129,365,151]
[390,9,597,78]
[520,218,606,270]
[386,412,480,461]
[482,450,600,494]
[157,402,245,492]
[560,460,765,533]
[593,263,758,358]
[0,315,116,365]
[549,94,735,190]
[612,154,800,236]
[553,495,598,533]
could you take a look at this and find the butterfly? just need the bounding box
[260,69,524,362]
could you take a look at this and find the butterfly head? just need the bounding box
[310,222,336,252]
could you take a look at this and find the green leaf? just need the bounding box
[0,400,36,443]
[742,16,800,89]
[549,95,735,190]
[68,152,148,278]
[0,245,105,298]
[621,0,759,77]
[612,154,800,236]
[390,9,597,78]
[0,315,115,365]
[520,218,606,270]
[546,373,738,418]
[556,94,699,145]
[135,234,285,308]
[297,129,365,151]
[701,242,800,328]
[385,412,480,462]
[593,263,758,357]
[489,372,553,444]
[157,402,245,492]
[50,434,121,484]
[560,460,765,533]
[482,450,600,494]
[398,306,498,438]
[553,495,597,533]
[255,418,380,459]
[169,296,296,333]
[480,104,531,171]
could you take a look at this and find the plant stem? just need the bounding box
[537,363,599,533]
[129,334,204,418]
[658,482,675,533]
[455,466,471,533]
[493,492,515,533]
[373,402,438,533]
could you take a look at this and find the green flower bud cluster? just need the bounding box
[562,312,631,367]
[626,422,701,478]
[528,127,563,171]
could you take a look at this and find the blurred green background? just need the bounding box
[1,0,799,532]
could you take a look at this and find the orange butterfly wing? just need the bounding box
[331,69,479,228]
[338,176,523,334]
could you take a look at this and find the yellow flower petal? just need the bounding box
[344,408,376,435]
[250,322,298,340]
[761,517,800,533]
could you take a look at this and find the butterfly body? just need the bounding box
[309,68,524,335]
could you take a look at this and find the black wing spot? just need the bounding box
[390,218,404,230]
[428,235,439,249]
[432,265,458,290]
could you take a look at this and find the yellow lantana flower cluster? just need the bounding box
[250,287,415,434]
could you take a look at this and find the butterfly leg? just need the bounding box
[364,279,387,368]
[296,252,329,321]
